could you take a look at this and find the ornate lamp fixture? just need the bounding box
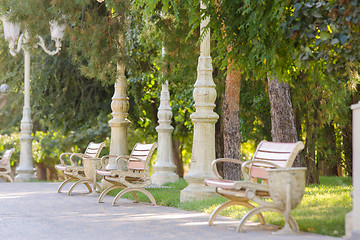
[1,15,66,182]
[2,16,65,56]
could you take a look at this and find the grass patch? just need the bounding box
[108,176,352,237]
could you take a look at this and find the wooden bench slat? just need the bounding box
[131,150,151,155]
[257,141,299,152]
[133,144,154,151]
[128,161,145,170]
[254,151,291,161]
[251,160,287,168]
[85,150,99,155]
[250,166,269,179]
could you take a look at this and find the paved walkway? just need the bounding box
[0,182,341,240]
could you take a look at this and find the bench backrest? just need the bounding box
[249,141,304,180]
[84,142,105,159]
[1,148,15,169]
[128,143,158,171]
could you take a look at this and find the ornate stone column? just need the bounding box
[103,29,130,173]
[152,81,179,185]
[180,1,219,202]
[351,102,360,239]
[105,62,130,174]
[15,49,36,182]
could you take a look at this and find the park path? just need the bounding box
[0,182,341,240]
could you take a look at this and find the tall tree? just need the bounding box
[267,77,301,167]
[222,63,241,180]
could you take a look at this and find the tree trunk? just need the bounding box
[318,123,338,176]
[304,127,320,184]
[36,162,47,181]
[304,107,320,184]
[342,90,358,177]
[267,77,302,167]
[172,139,184,178]
[215,95,224,159]
[222,64,241,180]
[342,124,352,176]
[215,95,224,178]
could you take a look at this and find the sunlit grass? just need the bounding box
[109,176,352,237]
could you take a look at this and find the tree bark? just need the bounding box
[35,162,47,181]
[304,106,320,184]
[342,124,352,176]
[172,139,184,178]
[222,64,241,180]
[215,95,224,178]
[342,90,358,177]
[267,77,302,167]
[318,123,339,176]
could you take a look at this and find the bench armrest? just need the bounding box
[69,153,93,166]
[241,160,282,181]
[59,152,75,165]
[232,180,270,192]
[100,155,120,169]
[211,158,243,179]
[115,155,145,170]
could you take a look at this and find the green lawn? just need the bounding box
[110,176,352,237]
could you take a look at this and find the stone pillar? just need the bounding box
[101,18,130,189]
[15,49,36,182]
[180,1,219,202]
[152,81,179,185]
[106,61,130,171]
[351,102,360,239]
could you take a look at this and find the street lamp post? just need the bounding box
[1,16,65,182]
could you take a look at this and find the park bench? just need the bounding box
[205,140,306,234]
[97,142,158,206]
[55,142,105,195]
[0,148,15,182]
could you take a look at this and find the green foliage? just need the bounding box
[0,1,114,150]
[33,131,66,166]
[0,132,20,167]
[283,0,360,73]
[0,0,129,83]
[125,4,200,158]
[30,50,113,134]
[201,0,295,80]
[0,129,110,170]
[239,78,271,143]
[0,29,24,131]
[1,0,358,180]
[293,176,352,236]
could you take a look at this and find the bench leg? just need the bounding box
[0,174,13,182]
[272,177,300,234]
[209,200,265,226]
[67,180,92,196]
[98,185,119,203]
[236,206,299,233]
[92,182,102,194]
[112,187,156,206]
[57,178,73,193]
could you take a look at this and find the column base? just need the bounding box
[345,211,353,239]
[151,171,179,186]
[14,170,36,182]
[180,184,216,202]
